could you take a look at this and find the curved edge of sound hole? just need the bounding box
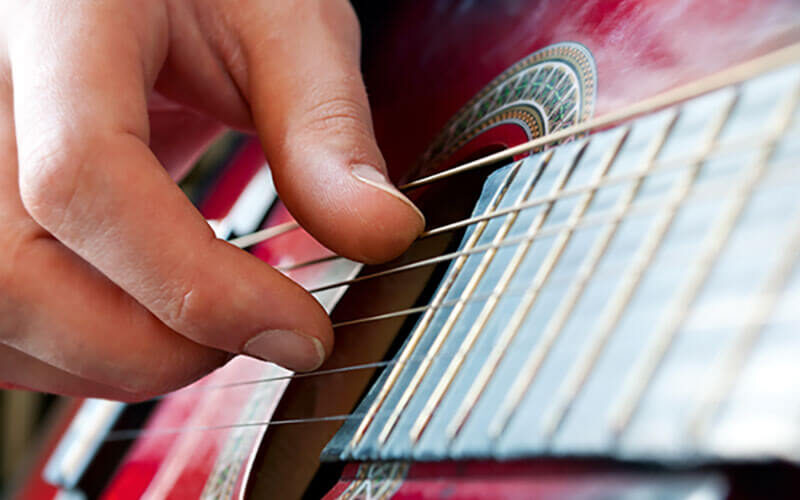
[245,146,510,500]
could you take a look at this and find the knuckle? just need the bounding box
[302,93,372,137]
[150,237,225,347]
[165,286,199,328]
[158,279,217,344]
[17,132,88,228]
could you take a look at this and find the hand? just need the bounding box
[0,0,424,400]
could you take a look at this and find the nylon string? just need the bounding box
[105,45,800,442]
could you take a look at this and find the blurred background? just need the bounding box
[0,391,59,497]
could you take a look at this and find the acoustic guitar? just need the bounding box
[12,1,800,498]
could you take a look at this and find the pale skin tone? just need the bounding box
[0,0,424,400]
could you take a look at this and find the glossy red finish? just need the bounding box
[198,139,266,221]
[19,1,798,498]
[13,400,82,500]
[366,0,796,183]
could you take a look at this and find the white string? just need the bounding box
[308,158,799,297]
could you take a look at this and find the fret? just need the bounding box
[537,92,740,439]
[607,83,799,439]
[346,161,525,450]
[478,114,672,443]
[418,131,771,244]
[406,146,579,444]
[487,107,676,440]
[377,152,556,447]
[493,92,742,455]
[690,82,800,439]
[435,125,629,443]
[404,152,554,445]
[324,57,800,464]
[691,209,800,442]
[387,143,595,458]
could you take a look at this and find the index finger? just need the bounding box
[10,1,332,372]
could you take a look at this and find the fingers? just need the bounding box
[0,228,232,398]
[9,2,332,372]
[0,345,142,401]
[0,60,226,398]
[232,0,425,264]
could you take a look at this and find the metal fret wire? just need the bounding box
[262,133,782,277]
[407,148,577,444]
[690,205,800,439]
[306,132,787,295]
[408,129,628,445]
[607,82,800,437]
[158,214,797,400]
[448,112,677,440]
[490,92,738,439]
[107,50,798,442]
[117,156,800,440]
[330,157,800,330]
[538,91,740,440]
[114,281,794,442]
[346,161,526,449]
[375,153,561,447]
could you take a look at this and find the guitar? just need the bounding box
[13,1,800,498]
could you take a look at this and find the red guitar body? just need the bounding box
[13,1,800,498]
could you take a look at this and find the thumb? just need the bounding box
[233,0,424,264]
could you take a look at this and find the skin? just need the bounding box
[0,0,424,401]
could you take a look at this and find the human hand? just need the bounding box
[0,0,424,400]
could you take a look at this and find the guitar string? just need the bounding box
[270,127,786,278]
[229,221,300,249]
[111,165,800,442]
[106,47,800,440]
[305,132,783,295]
[397,43,798,190]
[148,239,717,398]
[268,131,773,278]
[308,141,780,293]
[226,42,799,258]
[109,288,793,442]
[142,162,799,402]
[252,133,777,283]
[105,180,798,439]
[104,414,363,442]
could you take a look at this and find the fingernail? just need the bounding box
[243,330,326,371]
[351,164,426,227]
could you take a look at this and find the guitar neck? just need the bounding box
[326,53,800,463]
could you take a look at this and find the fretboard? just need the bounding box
[324,60,800,463]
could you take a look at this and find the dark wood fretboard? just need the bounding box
[324,60,800,463]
